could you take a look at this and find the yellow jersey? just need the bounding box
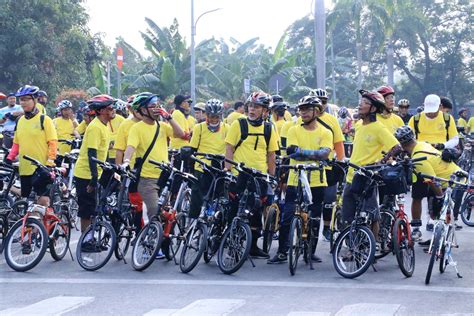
[107,115,125,159]
[53,117,77,155]
[408,112,458,144]
[190,122,229,172]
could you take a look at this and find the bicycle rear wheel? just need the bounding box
[332,225,376,279]
[375,209,395,259]
[288,216,302,276]
[131,221,163,271]
[0,214,8,253]
[217,220,252,275]
[460,194,474,226]
[329,207,343,252]
[179,221,207,273]
[439,226,454,273]
[262,204,278,254]
[392,218,415,277]
[77,220,116,271]
[49,212,71,261]
[425,225,443,285]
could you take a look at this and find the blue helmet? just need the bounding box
[15,85,40,98]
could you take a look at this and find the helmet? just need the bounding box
[394,126,415,145]
[0,92,6,99]
[298,95,324,112]
[205,99,224,115]
[81,105,96,116]
[359,89,385,113]
[57,100,73,111]
[193,102,206,112]
[131,92,158,111]
[309,88,328,99]
[113,99,127,112]
[440,97,453,109]
[338,106,349,119]
[271,101,287,112]
[126,95,136,104]
[272,94,284,103]
[398,99,410,107]
[416,106,424,113]
[37,90,48,98]
[246,92,272,108]
[458,107,467,116]
[377,85,395,97]
[15,85,40,98]
[87,94,115,111]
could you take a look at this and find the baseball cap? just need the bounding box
[424,94,440,113]
[174,94,192,106]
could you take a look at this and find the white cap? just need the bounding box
[424,94,440,113]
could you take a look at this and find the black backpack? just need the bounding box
[234,118,272,151]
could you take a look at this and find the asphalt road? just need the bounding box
[1,197,474,316]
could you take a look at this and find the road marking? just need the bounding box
[335,303,402,316]
[144,299,245,316]
[0,296,94,316]
[144,309,178,316]
[288,312,331,316]
[2,277,474,294]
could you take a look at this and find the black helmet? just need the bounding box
[272,94,284,103]
[298,95,324,112]
[271,101,287,112]
[205,98,224,115]
[394,126,415,145]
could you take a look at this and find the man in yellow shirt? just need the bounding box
[73,95,114,235]
[170,95,195,149]
[53,100,80,156]
[457,108,468,134]
[76,106,95,136]
[270,100,287,136]
[225,91,279,258]
[193,102,206,123]
[224,101,246,126]
[268,96,332,264]
[6,85,58,208]
[376,85,405,134]
[107,102,126,162]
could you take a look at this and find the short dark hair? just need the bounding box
[233,101,244,110]
[440,97,453,109]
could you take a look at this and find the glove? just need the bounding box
[286,145,299,156]
[434,143,445,150]
[4,113,13,120]
[155,107,172,120]
[288,148,305,160]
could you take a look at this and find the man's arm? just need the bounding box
[123,145,136,164]
[225,143,234,170]
[267,151,276,176]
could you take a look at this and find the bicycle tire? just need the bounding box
[131,221,163,271]
[288,216,302,276]
[4,217,48,272]
[76,220,116,271]
[425,225,443,285]
[375,209,395,259]
[217,220,252,275]
[262,205,277,254]
[0,214,8,254]
[392,218,415,277]
[460,194,474,227]
[179,222,207,273]
[439,225,453,273]
[203,223,221,263]
[332,225,376,279]
[49,212,71,261]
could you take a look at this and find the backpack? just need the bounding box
[413,112,450,141]
[234,118,272,151]
[14,114,45,132]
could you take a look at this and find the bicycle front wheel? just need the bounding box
[179,221,207,273]
[375,209,395,259]
[439,225,454,273]
[332,225,376,279]
[217,220,252,275]
[163,212,186,261]
[262,204,278,254]
[425,225,443,285]
[460,194,474,226]
[49,212,71,261]
[76,220,116,271]
[392,218,415,277]
[288,216,302,276]
[131,221,163,271]
[329,206,343,252]
[114,221,132,261]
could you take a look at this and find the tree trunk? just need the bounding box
[386,41,394,87]
[356,42,363,89]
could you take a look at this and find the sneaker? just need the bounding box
[21,243,32,255]
[156,249,165,260]
[418,239,431,246]
[250,247,270,259]
[411,228,422,241]
[81,240,100,253]
[322,228,331,242]
[310,254,322,263]
[267,252,287,264]
[426,223,434,232]
[454,221,463,230]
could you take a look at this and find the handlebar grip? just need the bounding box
[411,156,427,163]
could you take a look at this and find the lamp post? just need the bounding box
[191,0,221,104]
[314,0,326,89]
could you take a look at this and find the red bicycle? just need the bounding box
[391,194,415,277]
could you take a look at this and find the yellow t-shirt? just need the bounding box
[53,117,77,155]
[347,121,399,183]
[411,141,460,185]
[225,119,279,173]
[170,110,192,149]
[226,111,246,126]
[127,121,173,179]
[457,117,467,128]
[76,120,87,135]
[190,122,229,172]
[107,115,125,159]
[284,110,292,121]
[14,114,57,176]
[467,117,474,134]
[274,119,286,136]
[319,112,345,164]
[114,118,139,167]
[280,117,302,139]
[74,118,111,180]
[36,103,46,115]
[408,112,458,144]
[287,124,333,187]
[376,113,405,134]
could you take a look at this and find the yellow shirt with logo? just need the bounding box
[114,117,139,167]
[127,121,173,179]
[319,112,345,163]
[408,112,458,144]
[76,120,87,135]
[226,119,279,173]
[107,115,125,159]
[73,118,110,180]
[190,122,229,172]
[14,113,57,176]
[225,111,246,127]
[376,113,405,134]
[287,124,333,187]
[280,117,302,139]
[346,121,399,183]
[170,110,192,149]
[53,117,77,155]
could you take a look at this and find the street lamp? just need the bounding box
[190,0,221,104]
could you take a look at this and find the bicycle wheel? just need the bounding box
[203,223,222,263]
[114,222,132,261]
[179,221,207,273]
[375,209,395,259]
[131,221,163,271]
[0,214,8,253]
[4,217,48,272]
[425,225,443,285]
[76,220,116,271]
[392,218,415,277]
[288,216,302,276]
[49,212,71,261]
[329,207,343,252]
[262,204,278,254]
[332,225,376,279]
[460,194,474,226]
[439,226,453,273]
[163,212,186,261]
[217,220,252,275]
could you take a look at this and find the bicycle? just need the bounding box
[327,161,346,251]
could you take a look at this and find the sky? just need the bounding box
[85,0,333,55]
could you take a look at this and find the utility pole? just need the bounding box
[314,0,326,89]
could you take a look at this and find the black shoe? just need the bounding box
[81,240,100,253]
[311,254,322,263]
[426,223,434,232]
[418,239,431,246]
[454,221,463,230]
[250,247,270,259]
[267,252,287,264]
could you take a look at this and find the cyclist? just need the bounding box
[272,95,292,121]
[337,106,353,141]
[408,94,458,239]
[268,95,332,264]
[270,99,287,136]
[183,99,228,219]
[457,107,468,134]
[53,100,80,156]
[440,96,453,114]
[376,86,405,134]
[114,99,129,118]
[76,106,95,136]
[107,100,126,162]
[309,88,339,117]
[6,85,58,208]
[193,102,207,123]
[37,90,48,111]
[225,101,245,126]
[225,91,279,259]
[398,99,412,125]
[170,94,195,150]
[122,93,184,220]
[73,95,114,234]
[0,92,23,148]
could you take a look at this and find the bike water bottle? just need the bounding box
[207,203,215,217]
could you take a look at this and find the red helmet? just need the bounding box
[0,92,6,99]
[87,94,115,111]
[246,91,272,108]
[359,89,386,113]
[377,85,395,97]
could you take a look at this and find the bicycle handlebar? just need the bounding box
[279,163,324,171]
[416,172,472,189]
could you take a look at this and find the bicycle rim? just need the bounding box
[179,222,206,273]
[375,210,395,259]
[439,226,453,273]
[460,194,474,226]
[392,219,415,277]
[425,226,442,285]
[288,217,302,276]
[217,221,251,274]
[77,221,116,271]
[49,213,71,261]
[131,222,163,271]
[114,224,131,261]
[262,207,277,254]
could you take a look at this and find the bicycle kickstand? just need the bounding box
[68,244,74,262]
[248,255,256,268]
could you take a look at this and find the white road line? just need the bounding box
[335,303,402,316]
[144,299,245,316]
[2,277,474,294]
[288,312,331,316]
[0,296,94,316]
[0,241,78,266]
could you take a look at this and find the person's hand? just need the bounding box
[119,162,129,171]
[155,107,172,120]
[434,143,445,150]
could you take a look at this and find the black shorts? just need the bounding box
[411,177,434,199]
[75,177,97,219]
[20,175,50,198]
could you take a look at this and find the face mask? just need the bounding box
[247,116,263,127]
